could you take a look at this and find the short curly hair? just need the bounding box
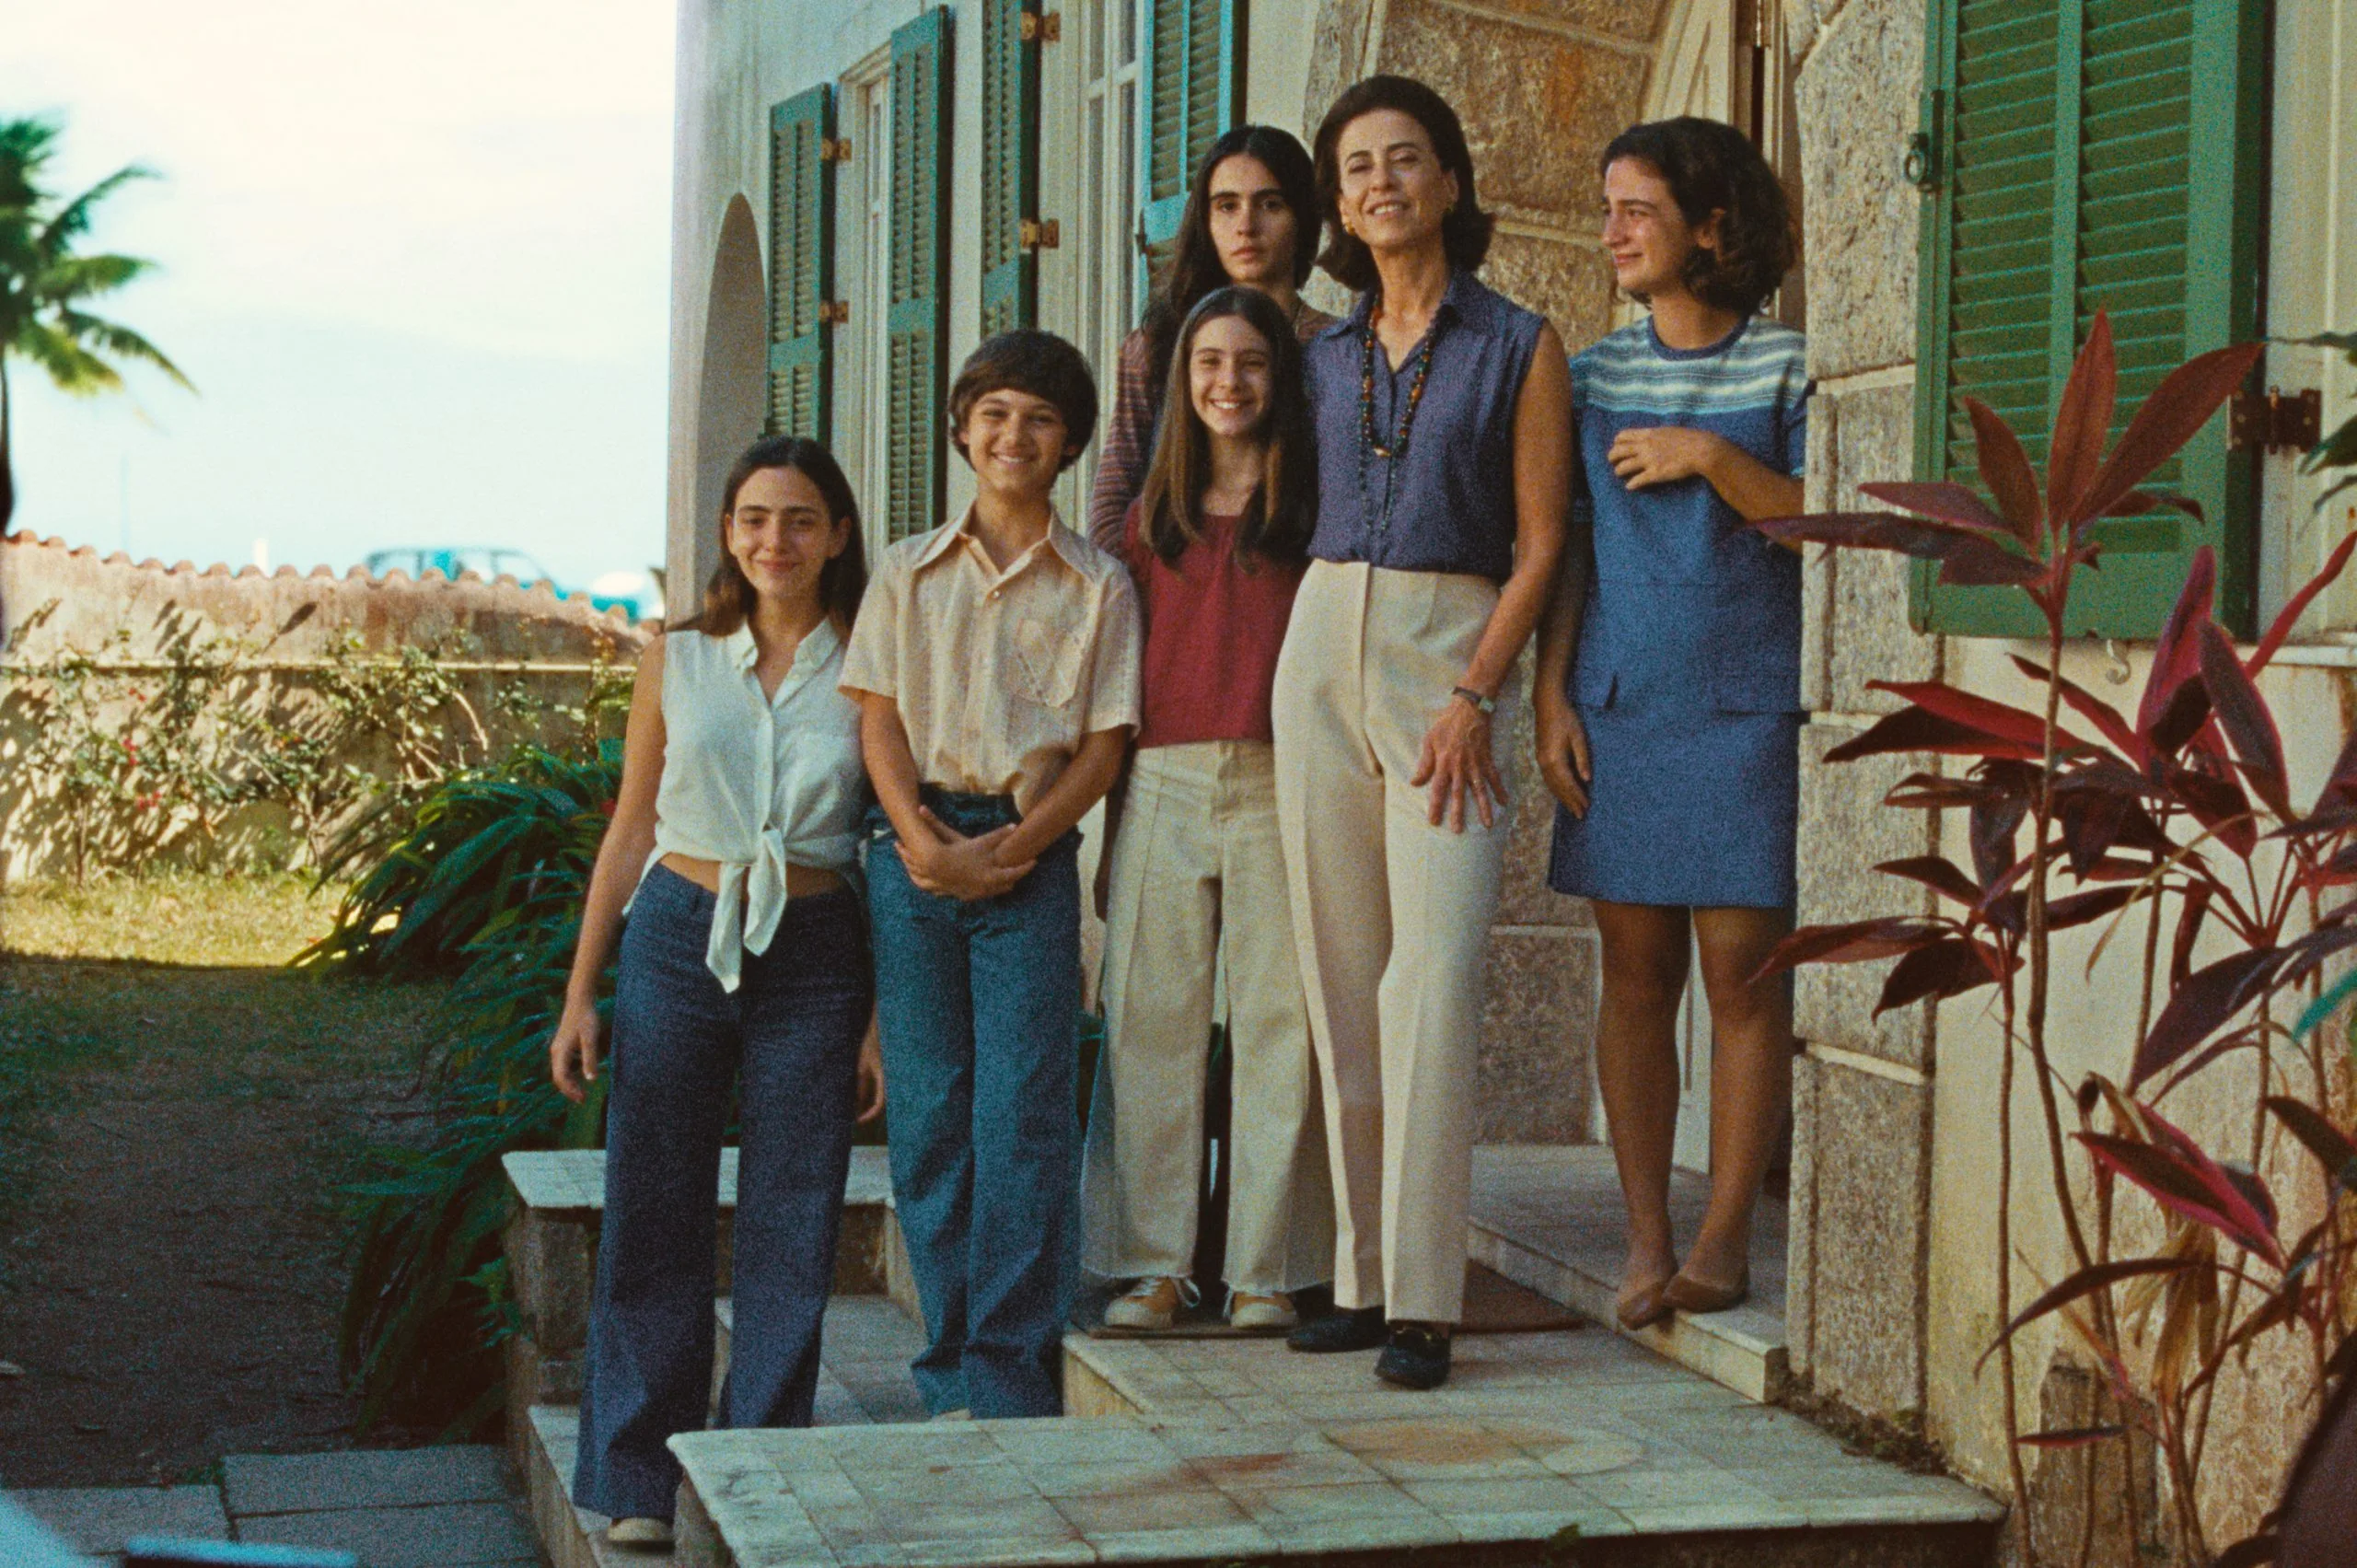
[948,330,1099,471]
[1601,117,1796,316]
[1312,75,1494,295]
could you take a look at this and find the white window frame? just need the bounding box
[836,46,897,563]
[1042,0,1144,520]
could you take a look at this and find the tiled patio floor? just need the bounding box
[672,1326,1999,1566]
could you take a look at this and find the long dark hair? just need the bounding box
[1139,124,1319,394]
[1134,286,1315,571]
[684,436,868,636]
[1600,117,1795,315]
[1312,75,1494,295]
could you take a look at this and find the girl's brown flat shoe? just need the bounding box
[1662,1271,1749,1314]
[1615,1280,1674,1330]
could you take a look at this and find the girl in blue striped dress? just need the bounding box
[1534,117,1807,1331]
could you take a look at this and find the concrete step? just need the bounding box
[507,1142,1789,1412]
[538,1296,931,1565]
[671,1326,2000,1567]
[526,1403,673,1568]
[713,1295,932,1427]
[1469,1144,1791,1402]
[511,1141,1798,1433]
[500,1144,900,1473]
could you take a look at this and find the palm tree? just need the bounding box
[0,116,192,532]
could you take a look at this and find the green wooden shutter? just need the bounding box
[888,8,953,542]
[766,84,836,441]
[1910,0,2265,638]
[1138,0,1245,257]
[980,0,1043,337]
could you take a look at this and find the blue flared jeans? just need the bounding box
[865,794,1081,1419]
[573,865,872,1523]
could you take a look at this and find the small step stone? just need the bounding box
[223,1448,511,1516]
[527,1404,678,1568]
[236,1499,538,1567]
[223,1449,533,1568]
[6,1484,229,1554]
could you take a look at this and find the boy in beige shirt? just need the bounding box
[841,330,1140,1418]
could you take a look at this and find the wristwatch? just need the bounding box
[1451,685,1497,716]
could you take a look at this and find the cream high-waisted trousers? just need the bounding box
[1271,562,1513,1324]
[1080,739,1335,1295]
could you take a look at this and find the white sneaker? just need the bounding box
[1103,1275,1197,1330]
[1227,1290,1298,1330]
[608,1516,673,1550]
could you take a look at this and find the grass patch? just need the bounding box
[0,870,347,967]
[0,873,448,1250]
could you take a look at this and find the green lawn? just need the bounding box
[0,873,447,1241]
[0,874,455,1480]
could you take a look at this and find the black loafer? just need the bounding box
[1286,1304,1387,1353]
[1375,1321,1452,1389]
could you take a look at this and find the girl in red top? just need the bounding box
[1081,286,1334,1330]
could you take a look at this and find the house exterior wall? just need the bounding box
[666,0,2357,1536]
[1785,0,2357,1543]
[665,0,1697,1145]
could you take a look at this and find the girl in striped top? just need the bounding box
[1534,116,1808,1335]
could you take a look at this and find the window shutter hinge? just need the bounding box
[1903,133,1936,192]
[1906,89,1946,192]
[820,301,851,326]
[820,137,853,163]
[1020,217,1062,250]
[1021,11,1061,42]
[2229,387,2322,454]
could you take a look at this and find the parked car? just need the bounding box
[364,548,659,621]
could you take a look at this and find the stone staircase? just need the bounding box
[503,1144,2002,1568]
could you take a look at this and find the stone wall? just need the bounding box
[1787,2,2346,1547]
[1305,0,1678,1142]
[0,530,651,882]
[1778,0,1940,1430]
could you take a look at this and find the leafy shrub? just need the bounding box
[316,744,620,1436]
[1759,315,2357,1565]
[1,600,632,881]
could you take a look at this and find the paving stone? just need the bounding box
[223,1446,509,1517]
[1323,1417,1555,1482]
[1223,1477,1457,1551]
[1399,1474,1631,1542]
[7,1484,228,1553]
[237,1499,538,1567]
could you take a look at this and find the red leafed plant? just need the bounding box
[1754,313,2357,1567]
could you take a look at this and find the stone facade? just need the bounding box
[1781,0,1943,1441]
[1786,2,2356,1548]
[1297,0,1686,1144]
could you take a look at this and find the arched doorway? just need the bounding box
[673,194,767,606]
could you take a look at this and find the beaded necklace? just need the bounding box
[1357,300,1444,540]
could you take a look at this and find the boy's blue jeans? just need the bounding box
[573,866,871,1523]
[866,792,1081,1419]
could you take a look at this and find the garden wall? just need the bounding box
[0,530,652,883]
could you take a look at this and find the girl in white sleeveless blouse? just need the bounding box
[549,437,878,1550]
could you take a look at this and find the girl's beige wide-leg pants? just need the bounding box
[1081,739,1336,1295]
[1271,561,1513,1326]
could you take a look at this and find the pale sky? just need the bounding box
[3,0,675,589]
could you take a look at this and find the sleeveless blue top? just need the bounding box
[1567,316,1810,714]
[1305,270,1547,584]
